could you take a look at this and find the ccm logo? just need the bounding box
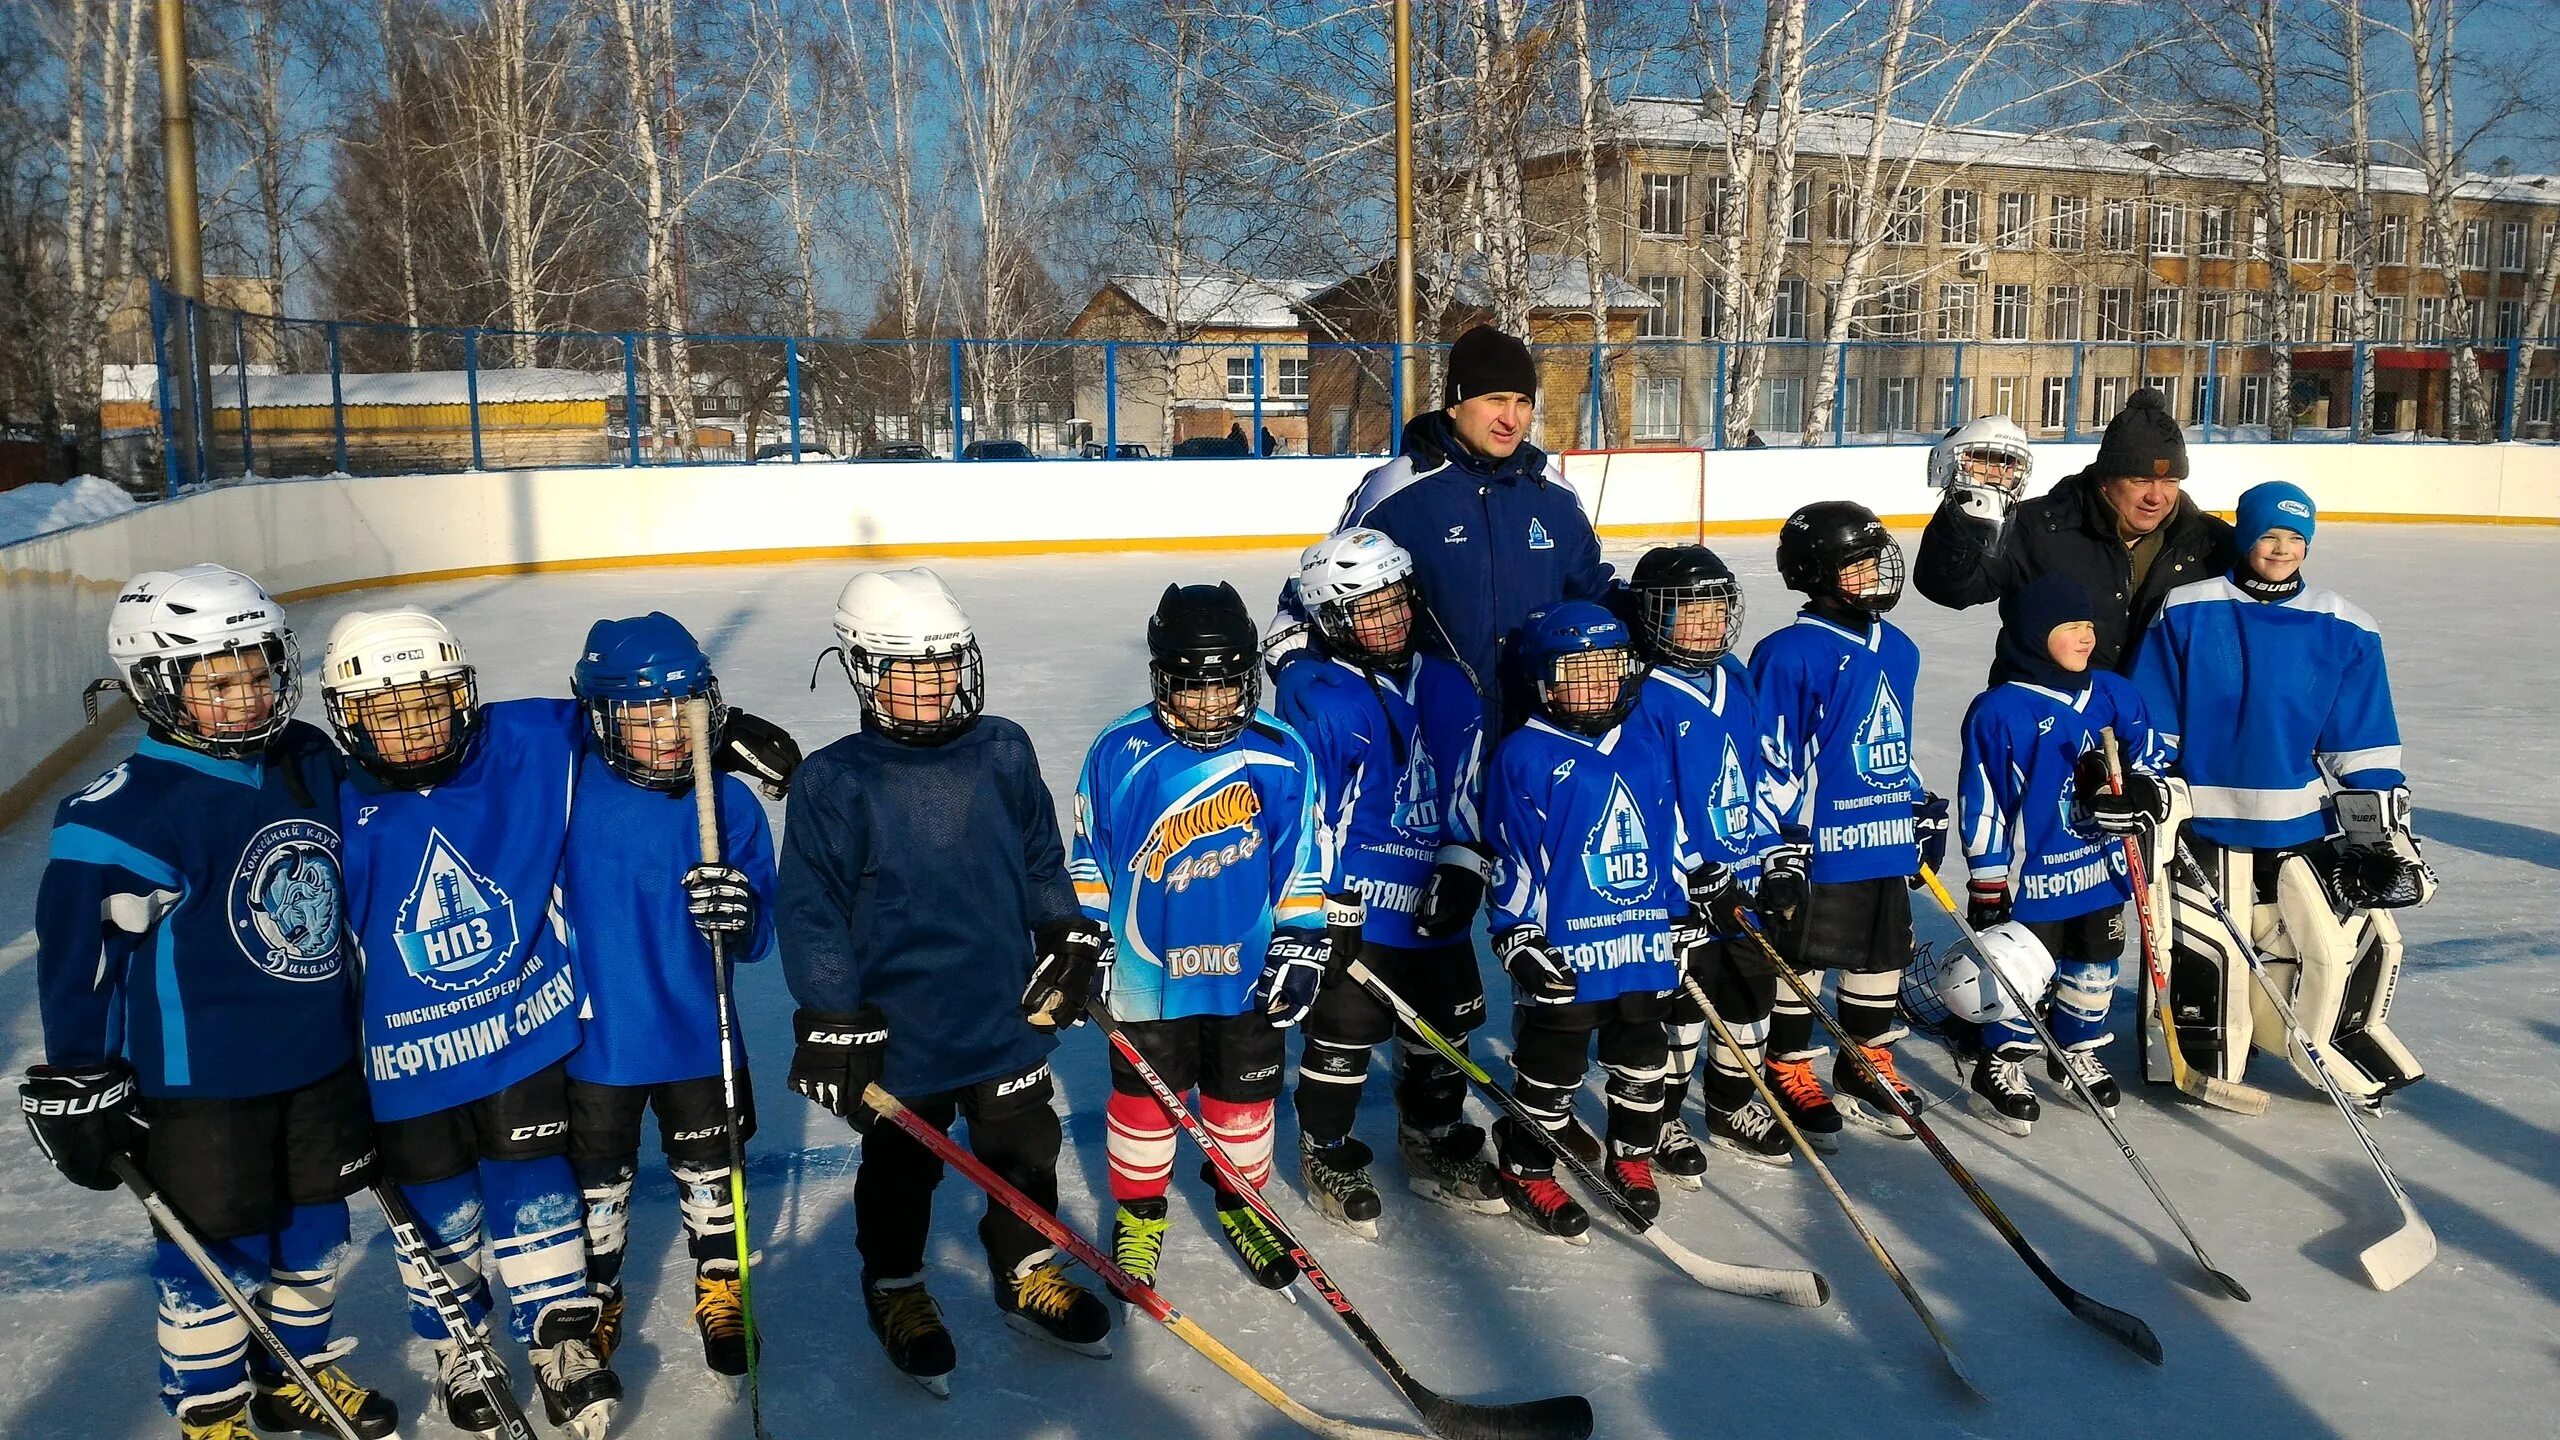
[1238,1065,1281,1084]
[508,1121,569,1141]
[996,1065,1051,1098]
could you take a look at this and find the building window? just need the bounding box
[1992,375,2022,423]
[2332,294,2353,338]
[2044,285,2083,341]
[2196,291,2230,342]
[2497,299,2522,339]
[1700,282,1727,341]
[1937,283,1978,340]
[2460,219,2487,270]
[2291,209,2320,261]
[1789,179,1812,243]
[2145,288,2184,340]
[2417,296,2444,341]
[2421,223,2444,268]
[1862,280,1921,339]
[1703,175,1734,237]
[2290,291,2317,342]
[1226,357,1252,399]
[2097,286,2135,342]
[2149,203,2186,257]
[1635,376,1682,439]
[2199,205,2232,259]
[1638,173,1686,236]
[2542,222,2558,270]
[2374,294,2406,343]
[2092,375,2132,424]
[1828,184,1855,241]
[1763,375,1804,432]
[1884,188,1923,247]
[1838,377,1861,433]
[2050,195,2087,251]
[1935,377,1968,429]
[1991,284,2030,340]
[1275,355,1310,400]
[1638,275,1683,338]
[2499,219,2527,272]
[2335,212,2358,264]
[1771,278,1808,340]
[1941,190,1979,247]
[1879,377,1918,433]
[2101,198,2137,253]
[2237,374,2269,426]
[1996,192,2034,250]
[2040,375,2072,431]
[2191,374,2219,428]
[2379,212,2407,265]
[2528,377,2557,427]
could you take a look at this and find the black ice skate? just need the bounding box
[1652,1117,1710,1189]
[1703,1094,1794,1165]
[1491,1119,1590,1245]
[1396,1122,1506,1215]
[1831,1044,1923,1139]
[994,1252,1113,1358]
[693,1266,754,1379]
[864,1274,957,1398]
[1207,1164,1301,1289]
[1608,1150,1662,1221]
[1300,1133,1384,1237]
[177,1394,255,1440]
[432,1334,514,1440]
[1763,1056,1844,1152]
[1970,1048,2040,1137]
[530,1300,621,1440]
[2049,1046,2122,1115]
[249,1338,400,1438]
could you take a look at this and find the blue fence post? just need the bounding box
[2501,337,2524,441]
[1586,341,1604,445]
[2351,341,2369,440]
[1388,343,1404,449]
[785,337,803,461]
[327,323,348,474]
[1832,342,1848,448]
[947,338,966,456]
[234,309,254,478]
[2065,342,2086,442]
[1103,342,1118,457]
[1251,342,1266,456]
[1951,341,1967,424]
[148,281,182,496]
[621,334,642,466]
[2203,342,2219,443]
[463,328,485,470]
[1711,342,1728,449]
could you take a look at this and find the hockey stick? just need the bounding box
[2100,729,2270,1116]
[2166,837,2436,1292]
[1093,998,1593,1440]
[368,1180,540,1440]
[858,1085,1421,1440]
[1674,975,1981,1397]
[1731,917,2163,1364]
[1344,958,1830,1307]
[107,1154,369,1440]
[684,697,775,1436]
[1915,867,2250,1303]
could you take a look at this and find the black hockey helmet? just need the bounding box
[1149,581,1261,749]
[1629,545,1746,669]
[1777,500,1905,614]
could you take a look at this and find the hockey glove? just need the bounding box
[19,1063,140,1192]
[716,709,803,800]
[2070,751,2170,836]
[682,863,756,940]
[1686,862,1752,937]
[1910,792,1950,889]
[1944,481,2020,525]
[1414,842,1494,941]
[1754,837,1811,929]
[1021,918,1107,1030]
[1967,875,2012,929]
[2333,786,2438,909]
[790,1007,887,1132]
[1495,926,1579,1004]
[1254,932,1328,1028]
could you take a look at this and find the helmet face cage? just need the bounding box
[1956,443,2030,492]
[1834,539,1907,615]
[1537,645,1642,735]
[1151,657,1260,750]
[584,678,726,791]
[1636,578,1744,669]
[1313,577,1417,667]
[327,668,480,788]
[846,641,985,745]
[129,634,302,758]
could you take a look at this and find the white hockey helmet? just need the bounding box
[1296,527,1418,664]
[1927,414,2034,493]
[1902,920,2057,1029]
[831,566,984,743]
[320,607,479,786]
[107,564,300,757]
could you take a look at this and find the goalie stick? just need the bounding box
[1344,958,1830,1308]
[2167,837,2437,1292]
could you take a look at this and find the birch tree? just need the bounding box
[2406,0,2486,437]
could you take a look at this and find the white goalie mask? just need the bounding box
[107,564,301,758]
[1928,414,2034,522]
[832,566,985,744]
[1902,920,2058,1029]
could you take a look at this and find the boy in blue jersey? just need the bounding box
[2131,483,2434,1104]
[559,613,775,1380]
[1275,530,1503,1233]
[1077,583,1330,1290]
[1954,575,2171,1134]
[778,567,1111,1397]
[23,566,395,1440]
[1482,602,1684,1239]
[321,607,619,1439]
[1748,502,1948,1145]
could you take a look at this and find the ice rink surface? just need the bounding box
[1,522,2554,1440]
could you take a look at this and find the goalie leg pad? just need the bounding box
[2170,842,2253,1084]
[2330,904,2426,1097]
[2269,854,2385,1101]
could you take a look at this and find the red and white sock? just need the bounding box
[1105,1091,1177,1203]
[1199,1097,1275,1191]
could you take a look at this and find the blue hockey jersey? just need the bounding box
[1483,716,1681,1002]
[1271,651,1483,950]
[1072,708,1326,1022]
[562,756,776,1088]
[36,726,355,1099]
[1626,657,1778,879]
[1958,675,2165,923]
[2130,576,2405,849]
[342,699,584,1122]
[1747,613,1927,884]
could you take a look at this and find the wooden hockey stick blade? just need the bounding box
[2177,1059,2273,1115]
[1162,1313,1427,1440]
[2359,1204,2438,1292]
[1641,1226,1831,1307]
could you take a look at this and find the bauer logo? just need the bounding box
[230,818,343,982]
[1852,683,1911,785]
[392,829,521,993]
[1582,777,1654,897]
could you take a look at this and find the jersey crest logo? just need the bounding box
[71,765,130,806]
[393,828,521,993]
[1582,777,1654,897]
[1708,739,1753,850]
[1527,517,1553,550]
[1853,684,1912,786]
[231,819,342,981]
[1390,738,1442,834]
[1135,779,1263,883]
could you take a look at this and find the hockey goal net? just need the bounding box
[1558,446,1708,540]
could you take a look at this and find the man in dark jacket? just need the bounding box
[1915,387,2234,678]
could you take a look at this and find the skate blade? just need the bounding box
[1967,1094,2036,1137]
[1406,1176,1510,1216]
[1003,1310,1114,1359]
[906,1370,952,1399]
[1310,1197,1384,1239]
[1506,1209,1592,1247]
[1834,1095,1916,1139]
[1707,1135,1795,1167]
[560,1398,618,1440]
[1659,1168,1706,1191]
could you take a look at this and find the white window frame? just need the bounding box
[1992,374,2022,424]
[2499,219,2527,272]
[2145,287,2184,341]
[2093,375,2131,424]
[2459,219,2488,271]
[1274,355,1311,400]
[2149,202,2186,257]
[1788,179,1812,243]
[1638,173,1687,237]
[1941,189,1979,247]
[2379,212,2407,265]
[2050,195,2087,251]
[1990,284,2029,341]
[1937,283,1978,340]
[1225,357,1252,400]
[1634,376,1683,440]
[1995,192,2033,250]
[1771,277,1809,340]
[2237,374,2269,426]
[1638,274,1683,338]
[2101,198,2137,253]
[2097,286,2135,342]
[2044,285,2083,341]
[2374,294,2406,343]
[2039,375,2071,431]
[2199,205,2232,259]
[1763,375,1804,432]
[1878,376,1918,433]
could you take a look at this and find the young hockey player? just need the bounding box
[560,613,776,1380]
[24,566,394,1440]
[2130,482,2433,1104]
[1620,546,1802,1175]
[1273,529,1502,1232]
[323,608,619,1439]
[1075,582,1329,1289]
[1481,601,1684,1237]
[1952,573,2170,1134]
[1747,502,1949,1145]
[778,567,1111,1396]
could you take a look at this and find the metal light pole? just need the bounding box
[1393,0,1418,419]
[156,0,210,487]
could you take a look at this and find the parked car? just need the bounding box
[862,443,934,460]
[960,439,1036,461]
[1079,442,1154,459]
[1169,433,1251,458]
[754,441,834,460]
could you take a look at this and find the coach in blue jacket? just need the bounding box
[1334,325,1613,731]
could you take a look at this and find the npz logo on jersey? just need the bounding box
[1135,779,1262,883]
[1582,777,1654,897]
[1707,739,1754,850]
[1853,684,1911,785]
[393,829,521,993]
[70,765,130,807]
[231,819,343,980]
[1527,517,1553,550]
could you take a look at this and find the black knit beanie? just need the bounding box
[2092,388,2188,480]
[1997,572,2097,692]
[1444,325,1539,406]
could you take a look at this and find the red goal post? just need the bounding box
[1558,445,1708,541]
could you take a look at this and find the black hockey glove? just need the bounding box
[790,1007,887,1132]
[1754,837,1811,930]
[1253,932,1328,1029]
[1910,792,1950,889]
[1021,918,1107,1031]
[1496,926,1579,1004]
[1968,875,2012,929]
[716,710,803,800]
[2071,751,2170,837]
[1413,842,1493,941]
[682,863,756,940]
[20,1063,140,1192]
[1685,862,1752,937]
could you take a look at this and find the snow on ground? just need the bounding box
[0,475,138,544]
[0,523,2554,1440]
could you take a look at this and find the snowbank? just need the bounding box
[0,475,138,544]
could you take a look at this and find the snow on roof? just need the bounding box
[1305,254,1656,312]
[205,368,625,409]
[1106,274,1328,330]
[1566,97,2560,206]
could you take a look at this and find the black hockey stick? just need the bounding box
[1093,993,1593,1440]
[1733,916,2164,1364]
[108,1155,369,1440]
[1917,867,2251,1303]
[369,1181,540,1440]
[1345,958,1830,1307]
[2168,837,2436,1292]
